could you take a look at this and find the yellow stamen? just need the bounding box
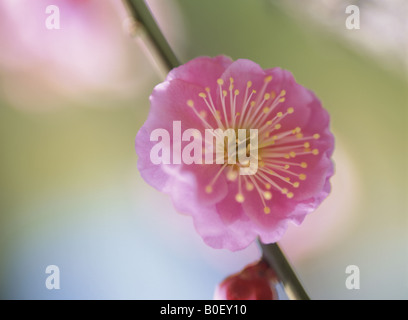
[264,75,273,83]
[227,170,238,181]
[246,183,254,191]
[235,193,245,203]
[264,191,272,200]
[205,185,213,193]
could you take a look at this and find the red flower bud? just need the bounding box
[214,259,279,300]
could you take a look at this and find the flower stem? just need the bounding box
[124,0,310,301]
[259,240,310,300]
[122,0,180,71]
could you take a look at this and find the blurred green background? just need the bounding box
[0,0,407,299]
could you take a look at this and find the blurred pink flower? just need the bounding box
[0,0,156,110]
[214,259,278,300]
[136,56,334,251]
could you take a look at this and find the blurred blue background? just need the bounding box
[0,0,407,299]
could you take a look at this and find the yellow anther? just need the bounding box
[280,90,286,96]
[292,127,301,134]
[296,133,303,139]
[246,183,254,191]
[287,107,294,114]
[266,120,273,125]
[263,107,270,114]
[264,207,271,214]
[230,77,234,84]
[300,162,307,168]
[287,192,294,199]
[264,191,272,200]
[199,92,207,98]
[264,93,271,100]
[284,164,290,170]
[205,87,210,92]
[247,81,252,88]
[250,101,256,107]
[264,75,273,83]
[235,193,245,203]
[227,170,238,181]
[284,154,290,159]
[282,188,288,194]
[274,124,281,130]
[304,142,310,148]
[293,182,300,188]
[299,174,306,181]
[223,90,227,97]
[277,112,283,117]
[199,111,207,118]
[279,97,286,103]
[187,100,194,107]
[265,183,271,190]
[217,78,224,85]
[205,185,213,193]
[284,177,290,182]
[312,149,319,155]
[313,133,320,139]
[234,89,240,95]
[289,151,296,158]
[270,91,276,99]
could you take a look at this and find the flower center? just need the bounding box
[186,76,320,214]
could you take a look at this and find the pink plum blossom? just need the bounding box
[136,56,334,251]
[214,260,278,300]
